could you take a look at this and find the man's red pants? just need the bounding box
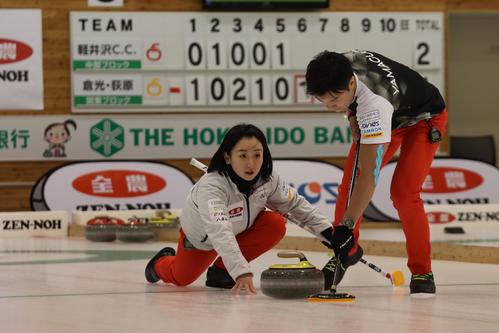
[335,110,448,274]
[154,211,286,286]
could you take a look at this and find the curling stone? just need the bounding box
[261,251,324,299]
[148,210,180,229]
[85,216,125,242]
[116,219,154,242]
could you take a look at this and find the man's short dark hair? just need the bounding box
[305,51,354,96]
[208,124,273,182]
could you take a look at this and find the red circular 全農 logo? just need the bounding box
[422,167,483,194]
[426,211,456,224]
[0,39,33,64]
[72,170,166,198]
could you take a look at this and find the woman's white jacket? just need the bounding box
[180,170,331,280]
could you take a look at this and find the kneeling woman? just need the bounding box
[145,124,333,294]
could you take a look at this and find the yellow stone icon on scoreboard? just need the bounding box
[147,78,163,97]
[143,75,169,105]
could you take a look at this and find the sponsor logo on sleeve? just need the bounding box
[208,199,228,223]
[359,110,384,139]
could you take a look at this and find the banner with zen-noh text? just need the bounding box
[0,9,43,110]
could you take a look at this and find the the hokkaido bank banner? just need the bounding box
[0,114,352,160]
[0,9,43,110]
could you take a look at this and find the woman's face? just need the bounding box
[225,136,264,181]
[45,125,68,144]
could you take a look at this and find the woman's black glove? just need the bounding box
[331,225,355,258]
[320,227,334,249]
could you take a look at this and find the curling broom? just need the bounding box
[307,142,361,303]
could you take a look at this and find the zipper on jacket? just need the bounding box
[244,195,251,230]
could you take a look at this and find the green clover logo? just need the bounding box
[90,118,124,157]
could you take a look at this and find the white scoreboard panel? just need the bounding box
[70,11,444,113]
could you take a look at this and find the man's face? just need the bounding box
[315,77,355,113]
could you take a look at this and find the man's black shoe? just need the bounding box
[322,245,363,290]
[145,247,175,283]
[410,272,436,297]
[205,264,235,289]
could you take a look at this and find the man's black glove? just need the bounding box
[331,225,355,258]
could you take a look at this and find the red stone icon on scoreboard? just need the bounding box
[146,43,162,62]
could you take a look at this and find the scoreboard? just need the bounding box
[70,11,444,113]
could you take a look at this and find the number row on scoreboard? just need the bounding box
[184,74,313,106]
[188,16,415,34]
[185,40,291,70]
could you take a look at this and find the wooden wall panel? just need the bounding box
[1,0,498,212]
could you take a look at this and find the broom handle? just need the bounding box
[359,258,392,280]
[331,142,361,293]
[346,142,361,208]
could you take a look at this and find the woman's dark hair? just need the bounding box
[305,51,354,96]
[208,124,272,181]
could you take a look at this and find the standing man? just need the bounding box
[305,50,447,297]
